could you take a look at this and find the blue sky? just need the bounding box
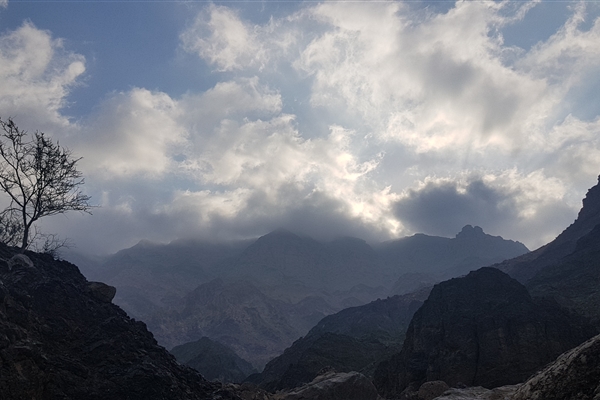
[1,0,600,255]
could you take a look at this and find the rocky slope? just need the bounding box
[526,223,600,328]
[0,243,242,400]
[249,288,430,391]
[171,337,257,383]
[512,333,600,400]
[496,176,600,283]
[373,267,597,398]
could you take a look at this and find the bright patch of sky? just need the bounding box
[1,0,599,255]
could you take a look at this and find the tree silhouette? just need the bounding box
[0,117,92,251]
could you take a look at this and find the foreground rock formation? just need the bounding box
[278,370,379,400]
[512,333,600,400]
[0,243,241,399]
[373,267,596,398]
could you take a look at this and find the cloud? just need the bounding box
[180,4,297,72]
[0,21,85,130]
[2,2,600,255]
[76,88,186,179]
[394,171,577,248]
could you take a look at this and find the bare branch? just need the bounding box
[0,117,94,250]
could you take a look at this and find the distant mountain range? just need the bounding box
[66,225,528,371]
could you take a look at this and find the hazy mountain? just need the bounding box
[220,229,387,291]
[65,224,529,376]
[145,278,339,369]
[68,238,250,319]
[378,224,529,283]
[170,337,257,383]
[249,287,431,391]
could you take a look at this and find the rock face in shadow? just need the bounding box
[512,333,600,400]
[248,288,429,391]
[527,223,600,328]
[373,267,597,398]
[0,243,240,400]
[171,337,257,383]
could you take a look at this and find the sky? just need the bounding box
[1,0,600,255]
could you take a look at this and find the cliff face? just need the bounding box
[0,243,239,400]
[372,267,597,398]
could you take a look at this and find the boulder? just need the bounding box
[87,281,117,303]
[7,254,34,270]
[282,371,378,400]
[418,380,450,400]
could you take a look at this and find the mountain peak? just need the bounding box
[455,225,485,239]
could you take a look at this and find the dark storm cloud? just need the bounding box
[394,179,519,237]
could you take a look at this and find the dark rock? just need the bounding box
[512,333,600,400]
[373,267,596,398]
[282,371,379,400]
[0,243,245,400]
[527,223,600,328]
[171,337,257,383]
[7,253,34,270]
[417,380,449,400]
[86,281,116,303]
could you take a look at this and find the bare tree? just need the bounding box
[0,117,92,251]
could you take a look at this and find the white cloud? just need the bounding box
[77,88,186,179]
[0,21,85,129]
[180,4,297,72]
[3,2,600,254]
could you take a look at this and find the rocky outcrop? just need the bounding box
[373,267,596,398]
[171,337,257,383]
[0,242,242,400]
[512,333,600,400]
[418,380,450,400]
[249,288,429,391]
[86,281,116,302]
[280,371,379,400]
